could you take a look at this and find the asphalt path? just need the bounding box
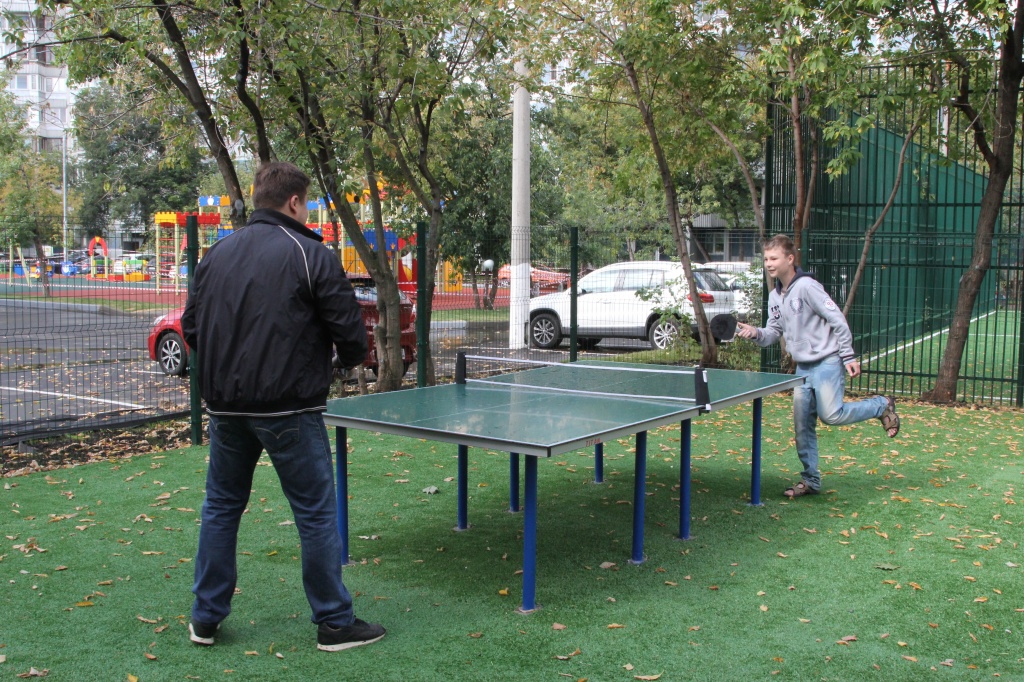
[1,300,189,443]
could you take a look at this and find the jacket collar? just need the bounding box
[247,208,324,243]
[775,266,813,294]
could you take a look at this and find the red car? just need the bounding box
[148,276,416,378]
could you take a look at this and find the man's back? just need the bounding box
[182,208,367,416]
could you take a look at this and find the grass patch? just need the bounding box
[1,398,1022,680]
[432,307,510,323]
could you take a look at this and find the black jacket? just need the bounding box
[181,208,367,416]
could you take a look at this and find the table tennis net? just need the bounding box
[460,355,711,408]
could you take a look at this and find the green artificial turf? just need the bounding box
[1,396,1022,681]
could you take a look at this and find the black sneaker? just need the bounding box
[188,621,220,646]
[317,618,386,651]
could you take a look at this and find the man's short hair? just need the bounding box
[763,234,796,258]
[251,162,311,210]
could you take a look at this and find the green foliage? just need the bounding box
[73,84,205,236]
[0,71,64,292]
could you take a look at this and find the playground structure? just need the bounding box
[151,196,465,294]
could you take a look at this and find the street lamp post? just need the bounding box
[61,130,68,262]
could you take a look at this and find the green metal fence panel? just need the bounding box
[763,63,1024,405]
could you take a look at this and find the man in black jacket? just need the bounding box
[181,162,386,651]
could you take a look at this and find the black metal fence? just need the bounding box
[763,63,1024,405]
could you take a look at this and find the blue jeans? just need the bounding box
[192,412,354,628]
[793,356,888,491]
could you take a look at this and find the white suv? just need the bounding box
[528,261,739,349]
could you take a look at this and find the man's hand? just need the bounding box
[845,360,861,378]
[735,322,758,340]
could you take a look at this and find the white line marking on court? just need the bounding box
[863,310,1000,366]
[0,386,145,409]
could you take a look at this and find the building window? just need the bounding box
[39,137,63,153]
[34,45,52,64]
[709,232,726,256]
[15,74,28,89]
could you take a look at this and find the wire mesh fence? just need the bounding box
[1,223,191,445]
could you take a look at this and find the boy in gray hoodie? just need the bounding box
[736,234,899,498]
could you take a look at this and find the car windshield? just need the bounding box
[693,270,729,291]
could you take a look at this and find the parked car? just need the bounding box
[528,261,742,350]
[148,276,417,377]
[497,264,570,294]
[707,262,762,323]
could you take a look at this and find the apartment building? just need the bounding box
[2,0,74,152]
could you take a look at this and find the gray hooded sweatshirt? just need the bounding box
[749,268,856,365]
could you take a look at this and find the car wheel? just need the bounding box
[648,318,679,350]
[577,337,601,350]
[530,313,563,349]
[157,332,187,376]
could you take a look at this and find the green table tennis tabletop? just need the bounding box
[323,361,801,457]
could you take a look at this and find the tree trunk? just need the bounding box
[923,164,1014,402]
[924,9,1024,402]
[622,59,716,364]
[843,121,922,316]
[32,238,51,298]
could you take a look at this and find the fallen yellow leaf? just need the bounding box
[607,623,626,629]
[468,632,483,638]
[552,623,567,630]
[143,653,157,660]
[498,588,509,596]
[634,674,663,681]
[902,655,917,662]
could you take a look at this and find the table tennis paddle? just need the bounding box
[710,313,739,342]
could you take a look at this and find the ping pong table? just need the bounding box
[323,354,803,612]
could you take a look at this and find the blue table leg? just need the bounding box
[456,444,469,530]
[519,455,539,613]
[594,442,604,483]
[679,419,692,540]
[630,431,647,564]
[509,452,521,513]
[335,426,349,565]
[750,397,764,507]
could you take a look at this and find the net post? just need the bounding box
[694,365,711,412]
[455,351,467,384]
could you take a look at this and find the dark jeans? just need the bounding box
[191,412,354,627]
